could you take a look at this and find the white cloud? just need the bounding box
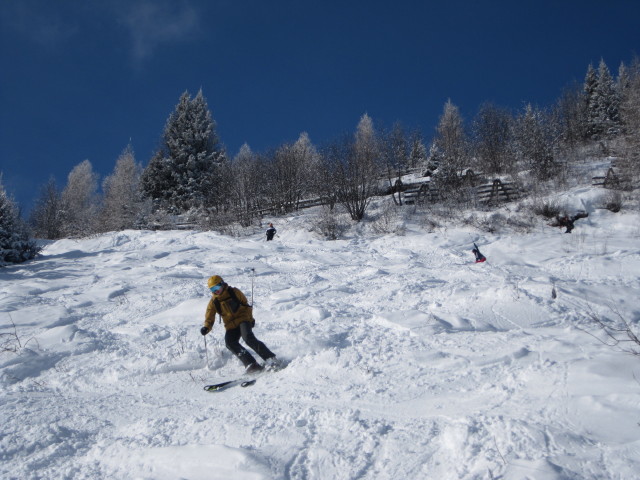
[0,1,77,48]
[119,0,200,62]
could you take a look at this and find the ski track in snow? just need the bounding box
[1,202,640,479]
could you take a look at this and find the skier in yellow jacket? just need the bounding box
[200,275,280,373]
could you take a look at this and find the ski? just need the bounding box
[204,378,256,392]
[204,360,287,392]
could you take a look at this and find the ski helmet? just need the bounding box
[208,275,223,288]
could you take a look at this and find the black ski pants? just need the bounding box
[225,321,275,367]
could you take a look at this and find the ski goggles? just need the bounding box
[210,283,224,293]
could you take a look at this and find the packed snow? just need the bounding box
[1,190,640,480]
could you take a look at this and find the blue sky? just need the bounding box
[1,0,639,213]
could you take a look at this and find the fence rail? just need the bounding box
[592,167,621,188]
[402,181,438,204]
[254,196,327,216]
[476,179,520,203]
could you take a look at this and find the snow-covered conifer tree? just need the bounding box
[618,57,640,187]
[513,104,556,182]
[597,59,621,138]
[584,60,621,140]
[141,89,226,214]
[408,131,427,170]
[0,177,39,266]
[583,63,599,140]
[618,62,630,100]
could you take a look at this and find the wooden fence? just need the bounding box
[476,179,521,204]
[402,178,521,205]
[254,196,326,216]
[402,181,438,204]
[592,167,621,189]
[147,174,525,230]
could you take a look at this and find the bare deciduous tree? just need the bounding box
[60,159,100,237]
[381,122,410,205]
[553,82,587,158]
[335,114,381,221]
[265,132,317,214]
[472,102,512,175]
[29,176,64,239]
[99,144,148,232]
[229,143,264,226]
[432,99,470,200]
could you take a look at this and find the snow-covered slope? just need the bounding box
[1,195,639,479]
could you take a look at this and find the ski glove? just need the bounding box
[200,326,210,336]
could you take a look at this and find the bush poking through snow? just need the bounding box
[371,202,406,235]
[477,213,507,233]
[600,191,623,213]
[0,317,38,354]
[582,307,640,357]
[531,199,564,219]
[315,206,348,240]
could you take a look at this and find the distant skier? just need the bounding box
[472,243,486,263]
[266,223,277,241]
[548,211,588,233]
[200,275,281,373]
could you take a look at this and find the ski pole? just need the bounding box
[203,335,210,369]
[250,268,255,306]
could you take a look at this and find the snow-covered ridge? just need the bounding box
[1,194,639,479]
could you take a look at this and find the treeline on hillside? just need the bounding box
[2,58,640,265]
